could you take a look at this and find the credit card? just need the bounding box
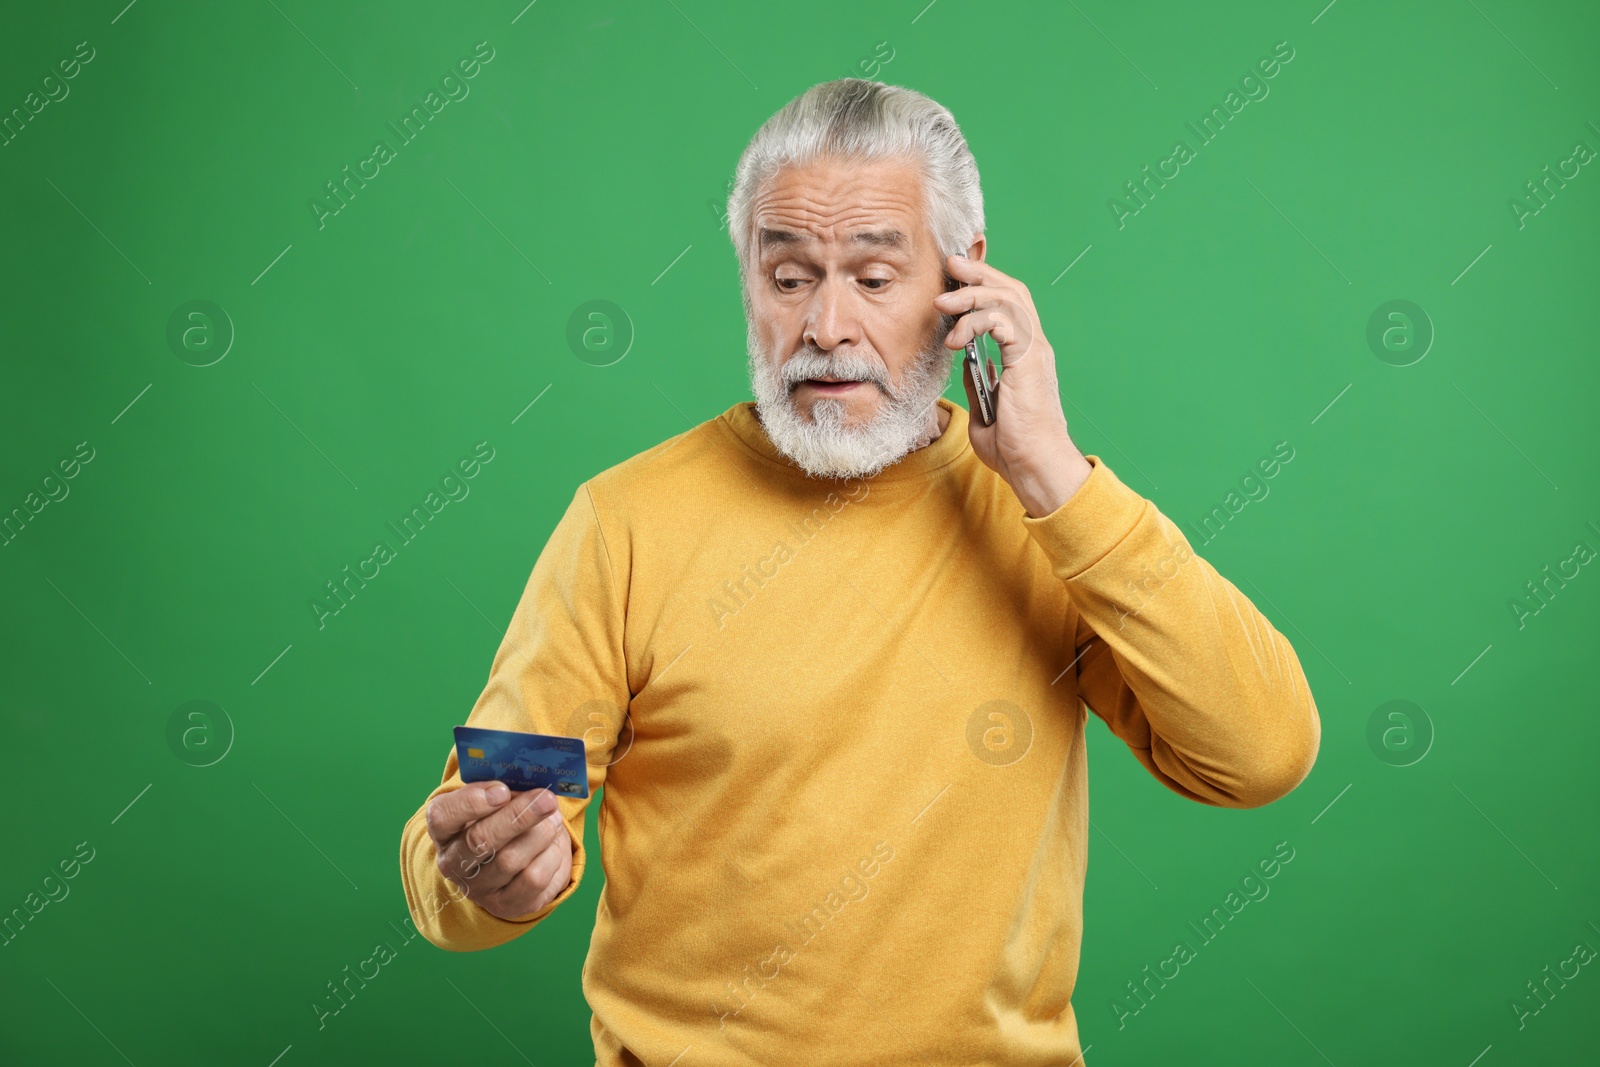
[453,726,590,799]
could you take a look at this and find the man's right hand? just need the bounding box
[424,781,574,921]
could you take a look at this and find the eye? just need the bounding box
[860,277,890,290]
[775,275,806,291]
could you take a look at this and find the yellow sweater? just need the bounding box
[399,397,1320,1066]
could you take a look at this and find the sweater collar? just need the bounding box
[717,396,972,484]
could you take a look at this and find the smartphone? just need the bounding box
[964,336,997,426]
[957,280,998,426]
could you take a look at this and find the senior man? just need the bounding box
[400,78,1320,1065]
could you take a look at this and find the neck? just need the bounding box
[906,400,951,453]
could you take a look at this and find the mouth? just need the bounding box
[796,376,869,396]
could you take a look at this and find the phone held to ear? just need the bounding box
[959,280,997,426]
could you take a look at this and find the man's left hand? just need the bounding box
[933,253,1093,517]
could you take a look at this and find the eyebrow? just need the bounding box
[757,227,910,252]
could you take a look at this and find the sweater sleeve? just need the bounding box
[399,481,630,951]
[1020,454,1320,809]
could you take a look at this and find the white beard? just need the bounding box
[746,320,954,480]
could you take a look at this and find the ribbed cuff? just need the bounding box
[1019,454,1149,580]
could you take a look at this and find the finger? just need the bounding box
[459,787,558,861]
[941,303,987,349]
[519,835,572,909]
[440,815,547,894]
[944,306,1016,351]
[481,831,570,918]
[439,835,513,894]
[952,310,1040,368]
[499,785,560,833]
[933,283,1011,319]
[987,312,1035,359]
[466,806,567,891]
[946,253,1018,289]
[425,780,515,842]
[435,787,552,885]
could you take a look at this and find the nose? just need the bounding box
[803,275,859,352]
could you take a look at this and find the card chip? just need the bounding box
[467,747,484,758]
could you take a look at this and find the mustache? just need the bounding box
[780,348,894,396]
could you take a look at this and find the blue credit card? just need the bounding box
[453,726,590,799]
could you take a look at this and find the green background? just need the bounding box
[3,0,1596,1063]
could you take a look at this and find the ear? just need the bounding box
[942,234,989,290]
[934,233,985,289]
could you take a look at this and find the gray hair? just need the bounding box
[725,79,985,281]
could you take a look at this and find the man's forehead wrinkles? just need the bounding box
[751,168,931,260]
[756,209,922,255]
[755,179,918,217]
